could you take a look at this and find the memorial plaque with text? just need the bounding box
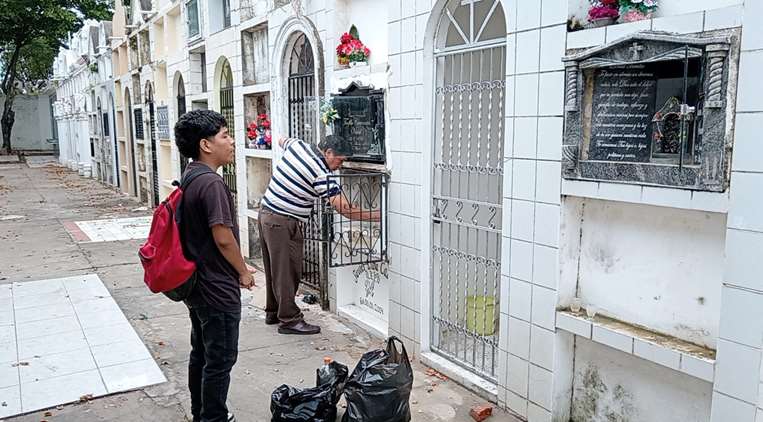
[589,68,657,162]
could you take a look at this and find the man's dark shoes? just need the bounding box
[265,314,279,325]
[278,320,321,335]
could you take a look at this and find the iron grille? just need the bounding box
[134,108,144,139]
[220,63,237,205]
[156,106,169,139]
[326,171,387,267]
[300,201,326,297]
[148,101,160,206]
[288,75,316,145]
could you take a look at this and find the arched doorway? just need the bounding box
[124,87,137,197]
[287,33,316,144]
[218,58,237,205]
[429,0,507,381]
[145,81,160,206]
[175,72,189,173]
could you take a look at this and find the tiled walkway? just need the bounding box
[0,275,165,418]
[63,216,151,243]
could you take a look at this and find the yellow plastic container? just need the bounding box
[466,295,497,336]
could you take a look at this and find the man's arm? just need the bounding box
[329,194,381,222]
[212,225,255,289]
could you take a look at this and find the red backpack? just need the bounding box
[139,167,212,301]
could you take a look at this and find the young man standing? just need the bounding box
[174,110,255,422]
[259,135,380,335]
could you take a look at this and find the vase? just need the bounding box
[587,16,616,28]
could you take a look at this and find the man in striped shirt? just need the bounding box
[259,135,380,335]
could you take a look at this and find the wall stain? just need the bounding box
[571,364,636,422]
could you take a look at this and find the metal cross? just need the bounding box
[629,42,645,61]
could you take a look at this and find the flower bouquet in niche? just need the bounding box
[246,113,272,149]
[336,25,370,67]
[587,0,619,27]
[618,0,657,22]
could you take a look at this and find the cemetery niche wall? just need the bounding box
[561,31,739,192]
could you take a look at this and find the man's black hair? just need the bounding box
[318,134,352,156]
[174,110,228,160]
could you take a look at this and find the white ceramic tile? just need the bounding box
[710,391,756,422]
[67,283,111,303]
[77,306,130,329]
[508,317,531,359]
[535,161,561,205]
[737,51,763,112]
[388,21,401,55]
[399,275,415,311]
[516,0,541,32]
[505,389,528,418]
[528,364,553,411]
[556,312,591,338]
[714,339,761,404]
[529,325,554,371]
[592,325,633,354]
[83,321,141,347]
[566,27,604,49]
[400,0,414,19]
[17,332,89,361]
[757,408,763,422]
[536,117,563,161]
[515,74,539,116]
[506,353,529,397]
[509,278,532,322]
[729,172,763,232]
[652,12,703,34]
[690,191,730,213]
[538,72,564,116]
[510,239,533,282]
[0,333,16,364]
[512,160,536,201]
[0,362,18,388]
[731,113,763,173]
[12,279,66,298]
[633,339,681,371]
[502,198,512,239]
[0,306,12,327]
[605,19,651,42]
[539,25,566,72]
[16,316,82,341]
[19,348,97,384]
[511,199,535,242]
[14,302,75,324]
[400,17,415,53]
[718,285,763,348]
[724,229,763,292]
[503,117,515,159]
[388,0,400,22]
[0,385,21,418]
[0,285,11,300]
[513,117,538,159]
[401,305,415,341]
[596,182,642,204]
[561,179,599,198]
[500,275,511,316]
[705,5,744,31]
[527,401,552,422]
[681,354,715,383]
[99,358,167,394]
[530,285,556,330]
[20,369,107,413]
[91,340,154,368]
[503,159,514,200]
[389,301,401,334]
[499,313,511,352]
[534,203,560,247]
[641,187,692,210]
[532,244,559,290]
[742,1,763,50]
[13,290,69,310]
[516,30,541,75]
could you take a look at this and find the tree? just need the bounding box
[0,0,112,154]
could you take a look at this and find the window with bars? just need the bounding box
[134,108,144,140]
[186,0,200,39]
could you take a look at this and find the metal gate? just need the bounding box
[287,33,323,295]
[430,0,507,381]
[146,82,160,206]
[219,60,237,206]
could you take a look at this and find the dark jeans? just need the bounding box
[188,304,241,422]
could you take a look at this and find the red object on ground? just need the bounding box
[470,404,493,421]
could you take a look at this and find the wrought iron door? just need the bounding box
[146,83,160,206]
[430,0,506,381]
[219,60,237,206]
[286,33,324,295]
[176,75,189,173]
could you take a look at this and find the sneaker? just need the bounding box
[228,412,236,422]
[278,320,321,335]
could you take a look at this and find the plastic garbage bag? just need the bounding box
[270,360,349,422]
[342,336,414,422]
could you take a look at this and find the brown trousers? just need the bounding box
[258,207,304,324]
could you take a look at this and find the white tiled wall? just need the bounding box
[713,1,763,420]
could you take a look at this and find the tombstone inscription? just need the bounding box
[588,68,657,162]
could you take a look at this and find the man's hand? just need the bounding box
[277,136,287,148]
[239,272,255,290]
[246,263,257,274]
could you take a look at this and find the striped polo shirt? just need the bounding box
[261,138,341,221]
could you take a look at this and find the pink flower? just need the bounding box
[588,5,619,19]
[621,9,651,22]
[340,33,353,44]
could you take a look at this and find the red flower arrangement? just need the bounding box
[246,113,272,149]
[336,25,370,66]
[588,0,619,21]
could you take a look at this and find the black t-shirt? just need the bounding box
[180,161,241,312]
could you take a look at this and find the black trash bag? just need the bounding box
[342,336,414,422]
[271,361,349,422]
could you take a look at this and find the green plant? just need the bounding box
[89,62,99,73]
[320,98,339,126]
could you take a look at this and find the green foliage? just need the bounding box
[349,24,359,40]
[7,37,57,86]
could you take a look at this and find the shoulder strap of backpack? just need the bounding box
[180,165,216,191]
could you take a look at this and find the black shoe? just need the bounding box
[265,314,279,325]
[278,320,321,335]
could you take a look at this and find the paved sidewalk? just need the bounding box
[0,160,521,422]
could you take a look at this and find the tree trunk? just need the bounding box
[2,94,15,154]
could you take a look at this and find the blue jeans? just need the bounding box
[188,304,241,422]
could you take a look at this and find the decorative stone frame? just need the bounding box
[561,31,739,192]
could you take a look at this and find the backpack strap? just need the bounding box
[180,165,216,191]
